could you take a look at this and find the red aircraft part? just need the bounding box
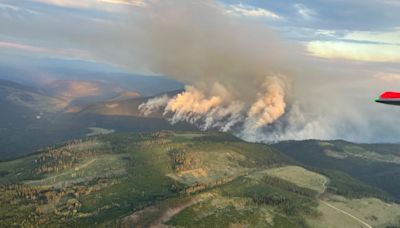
[380,92,400,99]
[375,91,400,105]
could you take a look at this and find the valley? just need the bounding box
[0,74,189,160]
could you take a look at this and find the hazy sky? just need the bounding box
[1,0,400,142]
[1,0,400,64]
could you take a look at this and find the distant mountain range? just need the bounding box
[0,73,188,159]
[0,64,184,97]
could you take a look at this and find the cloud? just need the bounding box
[294,3,316,20]
[306,28,400,63]
[383,0,400,6]
[0,2,39,16]
[260,0,400,31]
[31,0,99,9]
[374,72,400,82]
[29,0,146,10]
[0,2,21,11]
[314,29,337,37]
[98,0,146,6]
[343,30,400,45]
[307,40,400,62]
[225,4,282,20]
[0,40,92,60]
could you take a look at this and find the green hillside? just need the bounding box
[272,140,400,201]
[1,132,399,227]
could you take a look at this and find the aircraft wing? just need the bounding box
[375,92,400,105]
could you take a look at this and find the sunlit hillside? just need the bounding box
[1,132,399,227]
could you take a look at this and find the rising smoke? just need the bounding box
[6,0,397,142]
[134,0,303,140]
[96,0,400,143]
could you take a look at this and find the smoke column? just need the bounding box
[12,0,395,142]
[133,0,306,138]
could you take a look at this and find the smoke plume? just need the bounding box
[8,0,398,142]
[99,0,400,143]
[245,76,286,128]
[134,0,301,137]
[138,95,170,117]
[139,75,288,133]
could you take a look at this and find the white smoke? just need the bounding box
[139,75,288,133]
[245,76,286,129]
[202,101,244,132]
[165,85,224,124]
[138,95,170,117]
[239,103,337,143]
[130,1,312,140]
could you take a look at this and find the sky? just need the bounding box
[1,0,400,142]
[1,0,400,64]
